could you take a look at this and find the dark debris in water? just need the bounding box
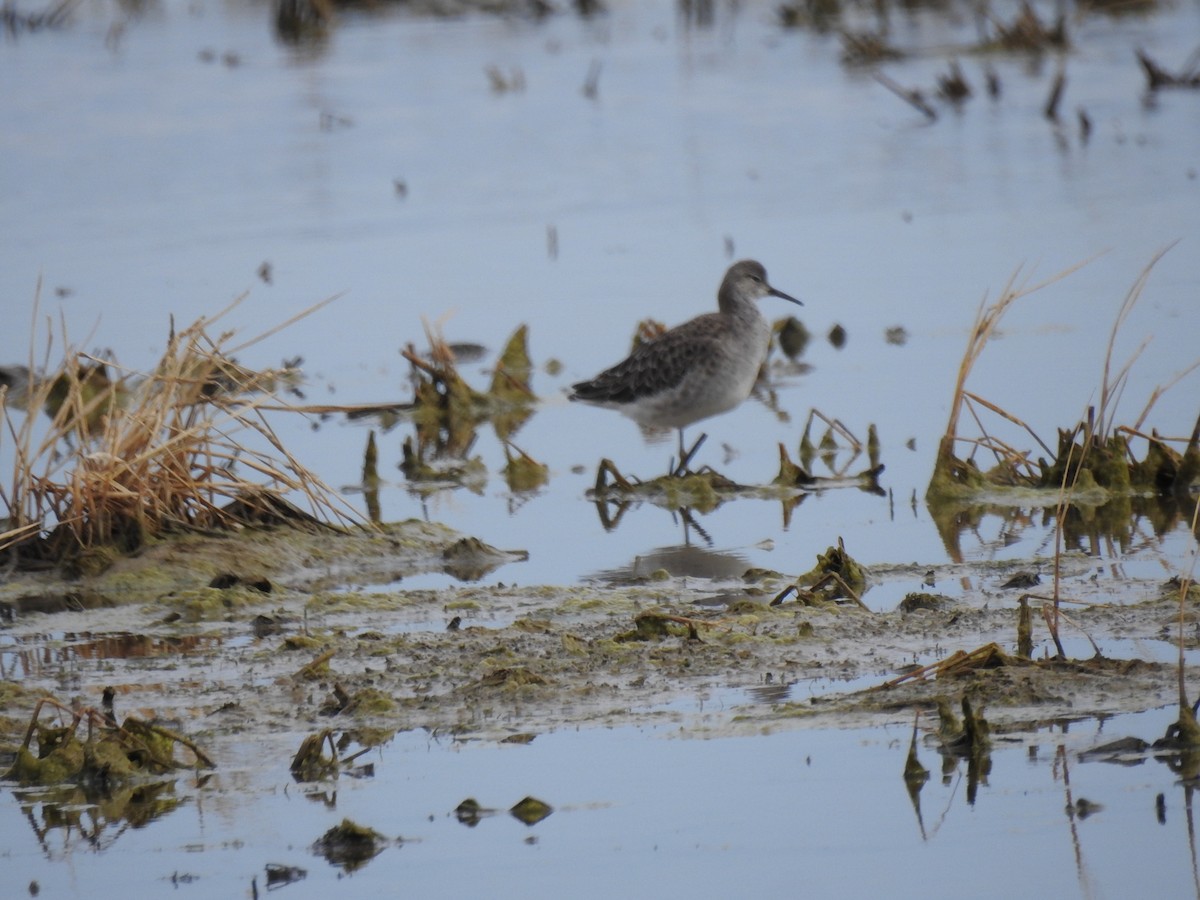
[311,818,390,871]
[774,315,810,360]
[1068,797,1103,819]
[510,795,553,826]
[936,60,971,103]
[453,795,553,827]
[984,1,1068,52]
[1079,735,1151,764]
[1000,571,1040,590]
[454,797,489,826]
[500,732,537,745]
[441,536,529,582]
[264,863,307,888]
[290,730,341,782]
[903,718,930,790]
[209,572,272,593]
[502,441,550,493]
[1137,48,1200,90]
[841,30,904,66]
[1,0,76,37]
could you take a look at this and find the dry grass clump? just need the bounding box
[926,260,1084,496]
[982,1,1068,52]
[927,248,1198,503]
[0,297,357,572]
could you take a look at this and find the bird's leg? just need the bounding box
[672,430,707,478]
[678,507,713,547]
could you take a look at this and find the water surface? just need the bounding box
[3,0,1197,585]
[2,2,1199,895]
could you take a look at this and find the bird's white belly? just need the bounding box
[627,330,768,429]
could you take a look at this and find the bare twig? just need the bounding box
[872,71,937,121]
[1097,242,1176,439]
[1044,68,1066,121]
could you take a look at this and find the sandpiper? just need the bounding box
[569,259,802,474]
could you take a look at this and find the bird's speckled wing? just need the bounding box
[570,314,729,404]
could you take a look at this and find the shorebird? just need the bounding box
[569,259,802,475]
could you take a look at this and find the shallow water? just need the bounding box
[2,0,1198,588]
[2,707,1197,898]
[3,0,1200,894]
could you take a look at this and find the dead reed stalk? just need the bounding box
[1096,242,1178,440]
[930,258,1090,491]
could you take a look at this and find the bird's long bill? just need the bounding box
[769,286,803,306]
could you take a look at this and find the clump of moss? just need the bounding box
[899,593,953,613]
[344,688,396,715]
[3,694,214,788]
[510,795,553,825]
[312,818,389,871]
[470,666,551,690]
[772,538,869,609]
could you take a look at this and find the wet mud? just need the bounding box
[1,522,1193,761]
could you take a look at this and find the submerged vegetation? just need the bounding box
[4,691,213,790]
[397,322,541,492]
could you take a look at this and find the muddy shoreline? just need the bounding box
[2,521,1193,758]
